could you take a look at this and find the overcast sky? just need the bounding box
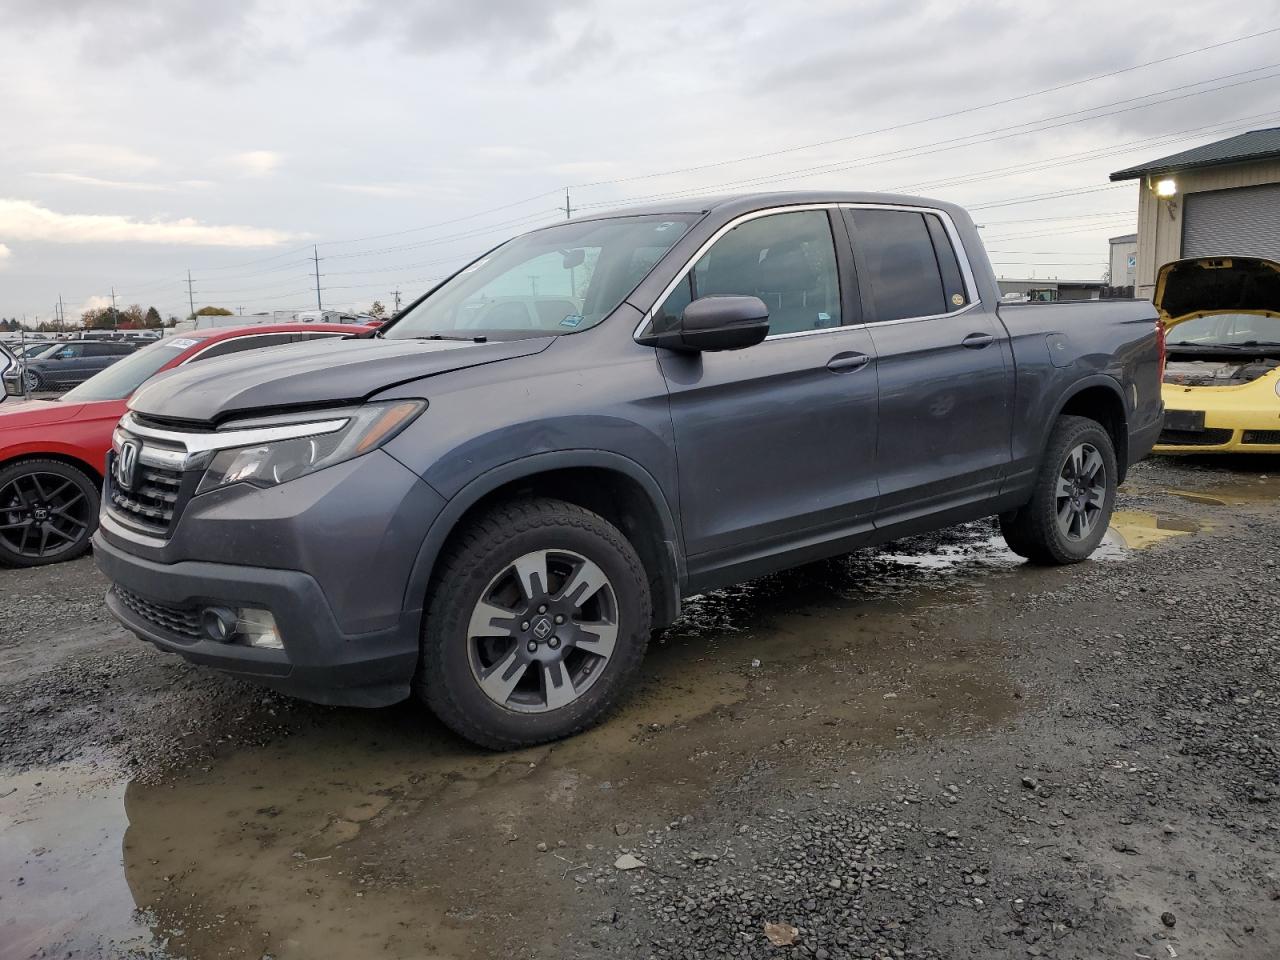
[1,0,1278,323]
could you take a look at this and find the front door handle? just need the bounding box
[961,332,995,349]
[827,351,871,373]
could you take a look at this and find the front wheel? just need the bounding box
[23,370,43,393]
[1000,415,1118,565]
[0,459,100,567]
[417,498,651,749]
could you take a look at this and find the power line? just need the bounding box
[571,67,1280,211]
[566,26,1280,190]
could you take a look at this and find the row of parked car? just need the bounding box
[0,323,369,566]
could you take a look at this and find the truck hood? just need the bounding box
[129,335,555,425]
[1155,256,1280,326]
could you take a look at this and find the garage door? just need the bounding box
[1182,183,1280,259]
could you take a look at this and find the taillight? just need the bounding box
[1155,319,1167,381]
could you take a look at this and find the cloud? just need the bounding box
[40,143,161,176]
[228,150,283,177]
[0,198,294,247]
[77,294,112,315]
[0,243,10,267]
[340,0,586,55]
[32,172,179,192]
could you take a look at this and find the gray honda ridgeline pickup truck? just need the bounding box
[95,192,1164,748]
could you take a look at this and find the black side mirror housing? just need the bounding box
[639,295,770,352]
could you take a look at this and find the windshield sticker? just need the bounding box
[655,221,678,232]
[168,338,198,349]
[559,314,584,328]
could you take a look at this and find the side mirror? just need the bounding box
[640,295,770,352]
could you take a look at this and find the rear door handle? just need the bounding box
[961,332,995,349]
[827,351,871,372]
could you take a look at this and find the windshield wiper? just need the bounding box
[415,334,488,343]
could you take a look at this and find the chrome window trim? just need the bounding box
[119,411,350,465]
[632,201,983,343]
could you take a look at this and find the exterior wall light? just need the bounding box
[1155,178,1178,198]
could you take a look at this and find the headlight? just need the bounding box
[195,399,424,495]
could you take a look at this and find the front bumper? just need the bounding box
[95,532,421,706]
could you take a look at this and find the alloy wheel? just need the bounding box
[1054,442,1107,541]
[0,470,92,559]
[466,548,619,713]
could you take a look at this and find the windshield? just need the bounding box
[24,342,64,360]
[384,214,695,340]
[59,338,194,402]
[1168,312,1280,346]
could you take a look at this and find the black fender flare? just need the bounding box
[401,449,684,625]
[1045,373,1131,477]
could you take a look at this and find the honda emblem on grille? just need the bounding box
[116,439,140,491]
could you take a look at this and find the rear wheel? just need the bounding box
[1000,415,1117,565]
[417,498,651,749]
[0,459,100,567]
[23,370,43,393]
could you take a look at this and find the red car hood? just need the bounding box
[0,399,104,429]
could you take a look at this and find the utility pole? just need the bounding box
[564,188,574,220]
[186,270,196,322]
[58,294,65,332]
[109,285,119,331]
[392,288,401,313]
[312,245,323,312]
[238,305,244,316]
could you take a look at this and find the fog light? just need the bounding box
[201,606,239,642]
[236,608,283,649]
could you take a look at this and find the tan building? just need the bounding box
[1107,233,1137,290]
[1110,126,1280,299]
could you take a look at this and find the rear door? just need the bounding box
[650,206,880,583]
[842,205,1013,529]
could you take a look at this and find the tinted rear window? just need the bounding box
[849,209,946,322]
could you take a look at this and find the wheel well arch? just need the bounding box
[1,450,104,485]
[405,454,684,631]
[1053,379,1130,480]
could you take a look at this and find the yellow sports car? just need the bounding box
[1155,256,1280,454]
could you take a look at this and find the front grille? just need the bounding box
[113,586,202,642]
[1243,430,1280,445]
[108,462,186,533]
[1158,428,1234,447]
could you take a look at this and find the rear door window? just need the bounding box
[925,214,969,310]
[847,209,948,322]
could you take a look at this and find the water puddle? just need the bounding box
[1108,510,1203,549]
[2,526,1040,959]
[1162,478,1280,507]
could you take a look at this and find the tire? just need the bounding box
[417,497,652,749]
[999,415,1118,565]
[23,370,43,393]
[0,459,100,568]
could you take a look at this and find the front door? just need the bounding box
[842,206,1013,529]
[652,208,880,587]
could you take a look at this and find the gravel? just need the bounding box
[1,455,1277,959]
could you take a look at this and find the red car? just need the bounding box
[0,323,367,568]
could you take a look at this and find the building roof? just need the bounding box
[1108,233,1138,244]
[1110,127,1280,181]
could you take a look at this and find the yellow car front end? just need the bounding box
[1157,374,1280,453]
[1152,256,1280,455]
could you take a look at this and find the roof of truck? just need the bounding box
[568,190,969,222]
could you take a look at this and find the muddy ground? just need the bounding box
[1,455,1278,960]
